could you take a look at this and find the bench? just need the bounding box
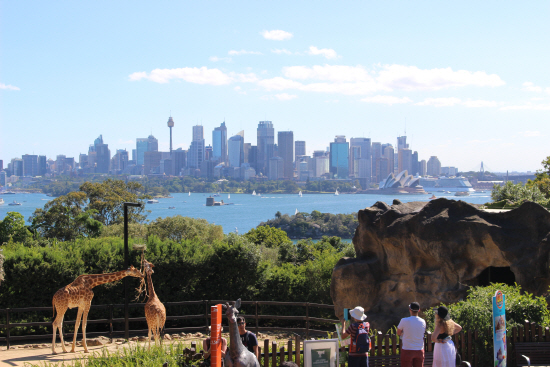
[515,342,550,366]
[368,352,433,367]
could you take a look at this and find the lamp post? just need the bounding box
[123,202,141,339]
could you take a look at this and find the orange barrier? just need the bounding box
[210,304,222,367]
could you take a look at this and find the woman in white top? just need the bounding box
[431,306,462,367]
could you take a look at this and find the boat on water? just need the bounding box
[188,191,191,196]
[0,191,16,195]
[429,195,437,200]
[0,198,4,205]
[147,199,159,204]
[8,200,22,206]
[252,190,256,196]
[298,191,302,197]
[454,191,470,197]
[168,206,176,209]
[295,208,299,215]
[228,193,230,199]
[334,189,339,196]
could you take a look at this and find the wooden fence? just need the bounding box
[0,300,336,349]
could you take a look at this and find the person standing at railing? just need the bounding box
[237,316,259,359]
[203,325,228,366]
[397,302,426,367]
[431,306,462,367]
[341,306,370,367]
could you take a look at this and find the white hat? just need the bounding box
[208,326,224,332]
[349,306,367,321]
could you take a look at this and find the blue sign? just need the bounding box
[492,290,506,367]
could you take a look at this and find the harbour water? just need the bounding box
[0,191,493,234]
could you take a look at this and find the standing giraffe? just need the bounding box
[143,260,166,349]
[51,266,143,354]
[223,299,260,367]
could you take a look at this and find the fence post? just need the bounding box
[384,334,389,355]
[295,335,301,366]
[288,339,293,362]
[6,308,10,350]
[205,301,209,331]
[109,304,114,341]
[255,301,259,335]
[467,329,472,364]
[306,303,309,340]
[271,341,277,367]
[376,331,382,357]
[264,339,269,367]
[279,346,285,363]
[524,320,530,342]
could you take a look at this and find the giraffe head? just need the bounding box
[223,299,241,324]
[125,265,144,278]
[143,260,154,276]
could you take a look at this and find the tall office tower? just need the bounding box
[205,145,213,161]
[65,157,75,172]
[419,160,427,176]
[113,149,129,172]
[172,148,187,176]
[427,156,441,176]
[212,122,228,164]
[350,138,371,177]
[382,144,394,175]
[329,136,349,179]
[295,141,306,162]
[248,146,258,170]
[89,135,110,173]
[167,116,175,154]
[11,158,23,176]
[257,121,274,175]
[22,154,38,176]
[136,135,158,166]
[371,142,382,181]
[243,143,251,163]
[376,157,390,182]
[411,151,419,176]
[396,136,409,172]
[188,125,205,169]
[55,155,66,174]
[0,171,6,186]
[144,151,162,175]
[38,155,47,175]
[228,131,245,167]
[398,148,412,173]
[277,131,294,179]
[0,159,3,171]
[349,146,361,177]
[268,157,284,180]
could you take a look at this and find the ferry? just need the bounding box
[8,200,22,206]
[454,191,470,197]
[419,177,475,192]
[147,199,159,204]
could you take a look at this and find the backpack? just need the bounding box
[351,322,370,353]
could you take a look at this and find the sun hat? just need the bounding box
[409,302,420,311]
[436,306,450,321]
[208,326,224,332]
[349,306,367,321]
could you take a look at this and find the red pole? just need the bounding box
[210,305,223,367]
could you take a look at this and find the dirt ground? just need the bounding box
[0,331,302,367]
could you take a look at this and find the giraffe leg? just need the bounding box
[52,306,68,354]
[71,307,84,353]
[81,305,91,353]
[147,327,152,350]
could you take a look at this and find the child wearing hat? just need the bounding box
[341,306,370,367]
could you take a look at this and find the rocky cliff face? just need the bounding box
[331,199,550,332]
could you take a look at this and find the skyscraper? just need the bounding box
[38,155,47,175]
[22,154,38,176]
[295,141,306,162]
[371,142,382,181]
[277,131,294,179]
[212,122,228,164]
[188,125,205,169]
[350,138,371,178]
[257,121,274,176]
[329,136,349,179]
[396,135,408,172]
[228,131,245,167]
[167,116,175,154]
[427,156,441,176]
[91,135,111,173]
[398,148,412,173]
[136,135,158,166]
[411,151,419,176]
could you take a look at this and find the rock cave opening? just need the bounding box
[477,266,516,287]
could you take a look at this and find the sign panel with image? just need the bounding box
[492,290,506,367]
[304,339,339,367]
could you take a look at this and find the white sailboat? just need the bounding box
[298,191,302,197]
[334,189,339,196]
[252,190,256,196]
[188,191,191,196]
[295,208,298,215]
[228,193,231,199]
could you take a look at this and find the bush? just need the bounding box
[491,181,549,207]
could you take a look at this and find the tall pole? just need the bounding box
[123,202,141,340]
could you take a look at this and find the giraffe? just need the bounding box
[223,299,260,367]
[51,265,143,354]
[143,260,166,349]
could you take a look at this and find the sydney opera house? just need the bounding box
[378,170,427,194]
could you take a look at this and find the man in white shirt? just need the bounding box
[397,302,426,367]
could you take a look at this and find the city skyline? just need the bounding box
[1,1,549,171]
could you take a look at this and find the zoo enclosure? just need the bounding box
[0,300,336,349]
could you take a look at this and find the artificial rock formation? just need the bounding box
[331,198,550,332]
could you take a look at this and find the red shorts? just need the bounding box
[400,349,424,367]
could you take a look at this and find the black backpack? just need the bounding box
[352,322,370,353]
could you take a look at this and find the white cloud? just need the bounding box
[283,65,371,82]
[234,86,247,95]
[361,95,412,105]
[519,130,542,137]
[522,82,543,92]
[0,83,20,91]
[501,102,550,111]
[210,56,232,62]
[275,93,297,101]
[228,50,263,56]
[261,30,293,41]
[416,97,462,107]
[307,46,339,59]
[257,77,304,91]
[271,49,293,55]
[462,100,499,108]
[129,67,257,86]
[378,65,505,91]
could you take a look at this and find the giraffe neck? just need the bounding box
[87,270,129,288]
[146,272,157,299]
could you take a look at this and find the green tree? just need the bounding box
[491,181,548,206]
[146,215,224,243]
[0,212,31,244]
[244,225,292,248]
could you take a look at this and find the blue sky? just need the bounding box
[1,1,549,172]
